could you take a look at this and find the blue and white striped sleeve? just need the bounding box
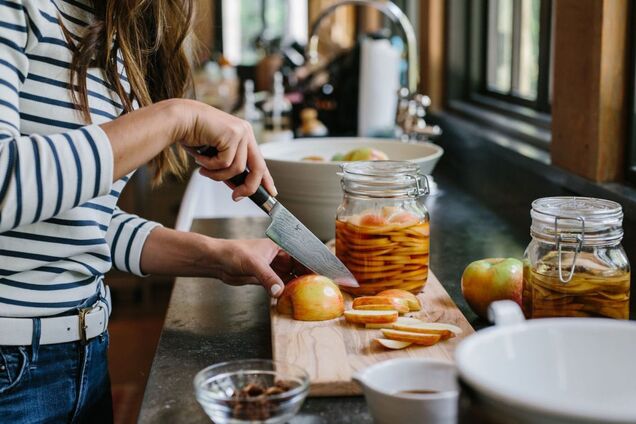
[106,207,162,276]
[0,0,113,233]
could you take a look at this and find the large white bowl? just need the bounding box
[456,302,636,424]
[260,138,443,240]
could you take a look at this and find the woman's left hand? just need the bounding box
[211,239,296,297]
[140,228,306,298]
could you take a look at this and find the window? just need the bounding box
[446,0,553,147]
[486,0,542,100]
[221,0,308,66]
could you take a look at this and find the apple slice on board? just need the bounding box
[353,304,400,312]
[375,338,412,350]
[381,329,441,346]
[352,296,410,314]
[376,289,422,311]
[344,310,398,324]
[365,316,423,329]
[392,323,463,340]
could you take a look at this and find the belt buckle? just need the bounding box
[78,305,97,345]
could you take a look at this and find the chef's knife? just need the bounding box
[195,146,358,288]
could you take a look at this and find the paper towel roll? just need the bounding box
[357,38,401,137]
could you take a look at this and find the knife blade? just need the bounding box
[195,146,359,287]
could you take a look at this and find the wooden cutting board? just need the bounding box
[270,271,475,396]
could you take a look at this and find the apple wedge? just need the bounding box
[381,329,441,346]
[392,323,463,340]
[365,316,423,329]
[374,338,412,350]
[377,289,422,311]
[344,310,398,324]
[352,296,410,314]
[353,304,398,312]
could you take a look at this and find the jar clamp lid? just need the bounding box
[530,197,624,283]
[340,161,429,198]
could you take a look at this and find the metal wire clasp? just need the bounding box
[555,215,585,283]
[406,174,429,198]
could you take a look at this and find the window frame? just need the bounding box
[446,0,553,148]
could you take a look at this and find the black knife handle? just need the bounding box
[195,145,272,208]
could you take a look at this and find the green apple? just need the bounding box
[276,275,344,321]
[461,258,523,320]
[342,147,389,161]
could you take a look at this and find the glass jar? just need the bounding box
[335,161,430,296]
[523,197,630,319]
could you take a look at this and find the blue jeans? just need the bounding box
[0,293,113,423]
[0,333,112,424]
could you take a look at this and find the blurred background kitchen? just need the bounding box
[108,0,636,422]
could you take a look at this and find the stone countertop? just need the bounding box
[137,162,530,423]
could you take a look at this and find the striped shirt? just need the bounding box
[0,0,161,317]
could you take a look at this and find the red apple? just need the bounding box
[461,258,523,320]
[276,275,344,321]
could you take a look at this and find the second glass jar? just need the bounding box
[523,197,630,319]
[335,161,430,296]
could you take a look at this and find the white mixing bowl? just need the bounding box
[456,301,636,424]
[260,138,444,240]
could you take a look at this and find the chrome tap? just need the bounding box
[307,0,419,93]
[306,0,442,142]
[395,88,442,142]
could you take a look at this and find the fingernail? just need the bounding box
[235,196,245,202]
[271,284,283,296]
[272,187,278,197]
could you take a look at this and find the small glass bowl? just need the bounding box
[193,359,310,424]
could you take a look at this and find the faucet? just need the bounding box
[306,0,441,142]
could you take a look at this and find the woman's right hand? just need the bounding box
[176,99,277,201]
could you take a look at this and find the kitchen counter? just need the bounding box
[137,160,530,423]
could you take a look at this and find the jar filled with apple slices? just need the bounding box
[523,197,630,319]
[335,161,430,296]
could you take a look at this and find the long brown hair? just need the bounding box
[64,0,194,183]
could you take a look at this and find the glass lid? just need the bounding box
[530,197,624,283]
[340,161,428,198]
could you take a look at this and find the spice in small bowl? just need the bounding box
[194,359,309,424]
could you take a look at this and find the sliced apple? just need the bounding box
[392,323,463,340]
[352,297,410,314]
[377,289,422,312]
[381,329,441,346]
[365,316,423,329]
[353,304,398,312]
[344,310,398,324]
[375,338,412,350]
[352,296,392,307]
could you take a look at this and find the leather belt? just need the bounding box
[0,288,111,346]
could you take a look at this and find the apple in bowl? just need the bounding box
[276,275,345,321]
[461,258,523,320]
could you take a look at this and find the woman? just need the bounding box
[0,1,291,422]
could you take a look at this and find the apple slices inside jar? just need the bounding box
[336,210,430,296]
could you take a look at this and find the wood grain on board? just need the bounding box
[270,271,474,396]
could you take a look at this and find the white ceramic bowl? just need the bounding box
[456,301,636,424]
[260,138,444,240]
[353,358,458,424]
